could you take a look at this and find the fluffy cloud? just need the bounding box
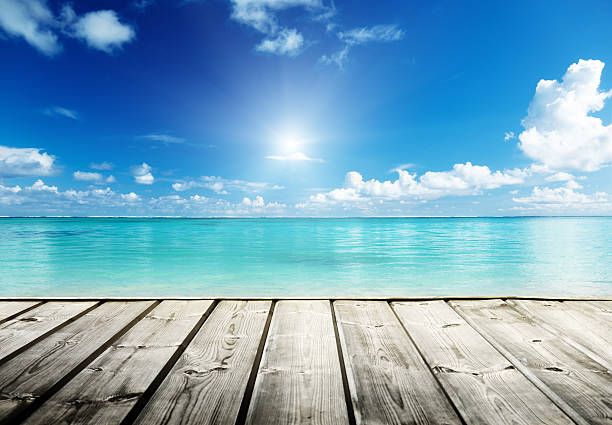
[518,59,612,171]
[310,163,526,204]
[0,0,61,55]
[73,171,115,184]
[265,152,323,162]
[229,0,324,56]
[545,172,575,182]
[69,9,135,53]
[255,28,304,56]
[0,1,134,55]
[0,145,56,178]
[172,176,283,194]
[131,162,154,185]
[512,183,609,210]
[44,105,78,119]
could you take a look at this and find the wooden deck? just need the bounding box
[0,298,610,424]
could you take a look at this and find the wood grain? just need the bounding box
[334,300,461,425]
[0,302,97,363]
[246,300,348,425]
[21,300,213,425]
[0,302,41,324]
[133,300,271,425]
[392,300,573,425]
[0,301,155,423]
[508,300,612,370]
[451,299,612,425]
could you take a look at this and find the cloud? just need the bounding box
[0,145,56,178]
[73,171,116,184]
[69,9,135,53]
[545,172,575,182]
[518,59,612,172]
[255,28,304,56]
[0,1,135,55]
[0,0,61,56]
[121,192,140,202]
[136,134,185,144]
[265,152,323,162]
[90,161,114,170]
[172,176,284,194]
[321,24,404,69]
[504,131,515,141]
[338,24,404,45]
[44,106,78,119]
[229,0,323,34]
[131,162,154,184]
[308,162,526,204]
[513,183,609,210]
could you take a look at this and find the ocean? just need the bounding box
[0,217,610,297]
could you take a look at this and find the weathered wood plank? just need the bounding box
[508,300,612,370]
[21,300,213,425]
[334,300,461,425]
[246,300,348,425]
[133,300,271,425]
[0,302,42,324]
[392,300,573,425]
[451,299,612,425]
[0,301,156,423]
[0,302,97,363]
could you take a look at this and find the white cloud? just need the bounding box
[136,134,185,144]
[321,24,404,69]
[70,10,135,53]
[545,172,574,182]
[513,183,609,210]
[73,171,102,182]
[309,162,526,204]
[131,162,154,185]
[518,59,612,171]
[29,179,58,193]
[73,171,116,184]
[172,176,283,194]
[265,152,323,162]
[504,131,515,141]
[255,28,304,56]
[338,24,404,45]
[90,161,114,170]
[44,106,78,119]
[229,0,322,34]
[0,145,56,178]
[0,1,134,56]
[319,45,349,70]
[121,192,140,202]
[0,0,61,56]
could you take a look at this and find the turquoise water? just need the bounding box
[0,217,610,297]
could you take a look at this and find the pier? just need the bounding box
[0,297,610,424]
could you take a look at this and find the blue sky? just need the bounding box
[1,0,612,216]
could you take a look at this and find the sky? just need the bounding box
[1,0,612,217]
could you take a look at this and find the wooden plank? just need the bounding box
[133,300,272,425]
[246,300,348,425]
[0,301,156,423]
[0,302,41,324]
[334,300,461,425]
[21,300,214,425]
[392,300,573,425]
[451,299,612,425]
[508,300,612,370]
[0,302,97,363]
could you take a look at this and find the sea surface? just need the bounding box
[0,217,610,297]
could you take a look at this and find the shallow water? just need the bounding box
[0,217,610,297]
